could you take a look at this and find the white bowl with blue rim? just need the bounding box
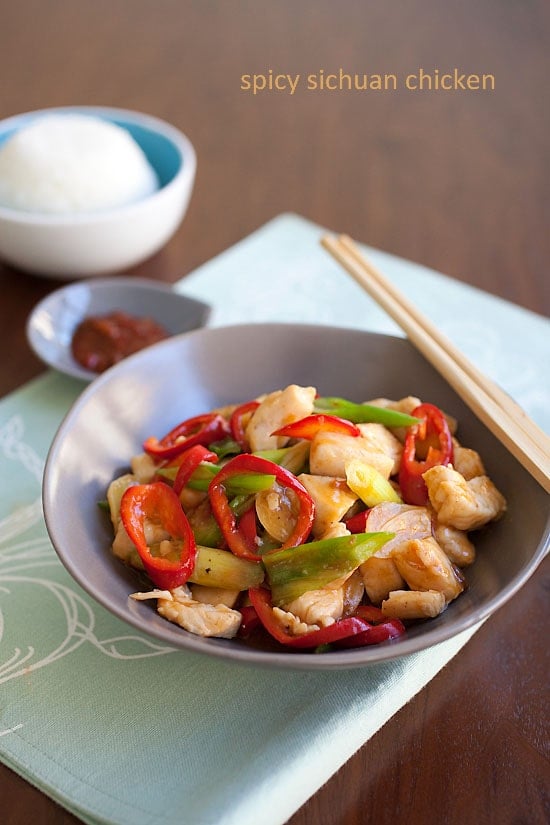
[0,106,196,278]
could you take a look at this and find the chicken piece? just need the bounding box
[424,465,506,531]
[356,423,403,475]
[178,487,208,512]
[381,589,446,619]
[112,516,170,568]
[366,396,422,416]
[131,589,172,601]
[392,536,465,602]
[320,521,351,540]
[283,587,343,628]
[451,440,486,480]
[112,521,142,566]
[443,411,457,436]
[360,556,405,604]
[363,501,433,558]
[189,584,240,608]
[297,473,358,538]
[433,521,476,567]
[245,384,316,451]
[153,585,242,638]
[271,607,321,636]
[365,396,423,442]
[130,452,157,483]
[111,521,144,568]
[158,538,180,557]
[310,431,394,479]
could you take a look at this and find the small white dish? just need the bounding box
[26,277,210,381]
[0,106,196,278]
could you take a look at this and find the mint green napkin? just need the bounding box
[1,214,548,825]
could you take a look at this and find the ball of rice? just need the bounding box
[0,114,159,214]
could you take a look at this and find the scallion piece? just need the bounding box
[314,397,420,427]
[263,531,394,606]
[160,462,275,495]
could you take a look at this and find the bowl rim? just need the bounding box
[42,322,550,670]
[0,105,196,226]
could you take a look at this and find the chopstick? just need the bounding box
[321,233,550,494]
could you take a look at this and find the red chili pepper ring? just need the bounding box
[120,481,197,590]
[143,413,230,462]
[209,453,315,561]
[398,403,453,506]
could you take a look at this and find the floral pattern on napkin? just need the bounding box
[0,411,174,688]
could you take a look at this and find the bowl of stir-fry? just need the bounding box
[43,324,550,669]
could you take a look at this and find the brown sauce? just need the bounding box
[71,310,168,373]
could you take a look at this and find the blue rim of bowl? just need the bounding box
[0,105,196,225]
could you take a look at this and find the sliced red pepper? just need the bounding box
[173,445,218,496]
[120,481,196,590]
[344,509,370,534]
[335,617,405,648]
[238,504,259,555]
[230,400,260,451]
[398,403,454,506]
[353,604,387,623]
[250,588,405,649]
[248,587,371,648]
[209,453,315,562]
[271,414,360,440]
[143,413,230,461]
[237,604,261,638]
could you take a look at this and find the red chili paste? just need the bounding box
[71,310,168,373]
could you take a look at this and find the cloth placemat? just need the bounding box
[1,213,548,825]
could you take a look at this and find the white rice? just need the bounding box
[0,113,159,214]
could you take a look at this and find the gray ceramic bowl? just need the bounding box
[26,277,210,381]
[43,324,549,670]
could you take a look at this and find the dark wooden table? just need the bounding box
[2,3,548,823]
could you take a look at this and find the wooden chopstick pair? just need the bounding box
[321,233,550,494]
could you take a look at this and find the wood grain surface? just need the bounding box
[1,2,548,824]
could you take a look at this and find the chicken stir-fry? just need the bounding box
[132,586,242,638]
[106,385,506,651]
